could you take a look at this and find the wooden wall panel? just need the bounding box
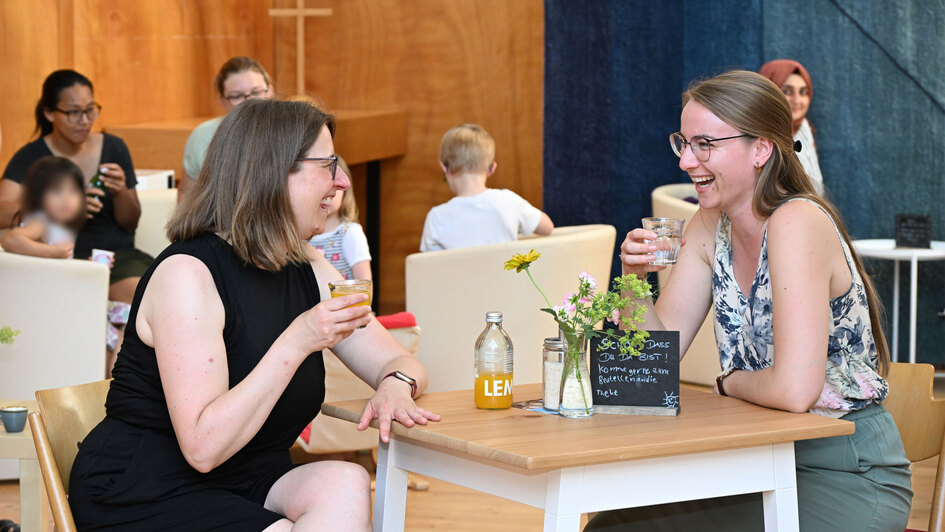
[0,0,274,171]
[0,0,64,169]
[72,0,275,128]
[275,0,545,313]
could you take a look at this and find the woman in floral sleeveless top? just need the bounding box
[587,71,912,532]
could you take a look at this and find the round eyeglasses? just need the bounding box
[52,104,102,124]
[224,87,270,105]
[669,132,753,162]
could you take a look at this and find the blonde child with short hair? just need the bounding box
[306,156,372,280]
[420,124,553,252]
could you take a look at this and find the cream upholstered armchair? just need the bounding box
[405,225,616,393]
[0,251,109,397]
[135,188,177,257]
[651,183,719,386]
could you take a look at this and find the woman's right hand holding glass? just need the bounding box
[287,294,373,355]
[620,228,665,276]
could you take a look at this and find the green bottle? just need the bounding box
[88,168,105,190]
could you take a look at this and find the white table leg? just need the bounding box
[892,260,900,362]
[543,468,583,532]
[762,443,799,532]
[910,256,918,364]
[373,439,408,532]
[19,457,50,532]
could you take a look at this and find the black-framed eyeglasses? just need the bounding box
[223,86,270,104]
[52,103,102,124]
[670,132,753,162]
[296,155,339,179]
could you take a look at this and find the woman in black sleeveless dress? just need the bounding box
[69,99,438,531]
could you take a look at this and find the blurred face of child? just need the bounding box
[43,177,85,226]
[326,190,344,217]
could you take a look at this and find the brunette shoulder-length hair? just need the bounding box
[167,99,335,270]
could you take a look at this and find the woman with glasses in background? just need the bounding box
[0,70,151,307]
[180,56,273,199]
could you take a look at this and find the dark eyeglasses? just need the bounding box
[296,155,339,179]
[52,104,102,124]
[670,132,753,162]
[223,87,270,104]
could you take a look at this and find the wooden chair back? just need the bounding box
[883,363,945,531]
[29,379,111,532]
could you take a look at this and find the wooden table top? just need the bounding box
[322,384,854,470]
[0,399,38,459]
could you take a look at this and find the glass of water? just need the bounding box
[642,217,685,265]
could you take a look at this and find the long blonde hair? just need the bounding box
[683,70,890,375]
[167,99,335,270]
[335,156,359,223]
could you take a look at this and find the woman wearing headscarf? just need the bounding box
[760,59,825,196]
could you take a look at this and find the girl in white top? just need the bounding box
[306,157,372,280]
[420,124,553,251]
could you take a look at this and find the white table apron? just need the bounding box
[852,239,945,364]
[373,438,799,532]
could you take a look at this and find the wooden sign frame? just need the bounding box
[590,330,680,416]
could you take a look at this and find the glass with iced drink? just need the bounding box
[642,217,685,265]
[328,280,372,328]
[328,279,373,307]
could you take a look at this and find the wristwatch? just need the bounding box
[716,367,740,397]
[384,371,418,398]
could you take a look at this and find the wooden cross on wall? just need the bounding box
[268,0,333,95]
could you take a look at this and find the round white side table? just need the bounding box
[852,239,945,364]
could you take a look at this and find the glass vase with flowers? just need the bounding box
[505,250,652,418]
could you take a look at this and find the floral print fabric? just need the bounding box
[713,199,887,417]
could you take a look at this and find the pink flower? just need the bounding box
[553,305,573,319]
[607,309,620,323]
[559,294,578,316]
[579,271,597,292]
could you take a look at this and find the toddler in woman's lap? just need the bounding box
[1,156,130,353]
[420,124,553,252]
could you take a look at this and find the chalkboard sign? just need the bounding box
[895,213,932,249]
[590,330,680,416]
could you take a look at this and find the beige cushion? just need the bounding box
[0,251,108,399]
[652,183,720,386]
[406,225,616,393]
[135,189,177,257]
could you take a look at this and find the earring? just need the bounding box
[754,161,762,174]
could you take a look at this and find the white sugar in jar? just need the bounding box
[542,337,565,410]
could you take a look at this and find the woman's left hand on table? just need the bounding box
[357,378,440,443]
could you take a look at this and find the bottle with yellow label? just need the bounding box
[474,311,513,409]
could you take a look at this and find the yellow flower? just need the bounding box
[504,249,541,273]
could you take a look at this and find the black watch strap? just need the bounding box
[384,371,417,398]
[716,367,739,397]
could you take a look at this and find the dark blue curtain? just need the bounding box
[544,0,945,364]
